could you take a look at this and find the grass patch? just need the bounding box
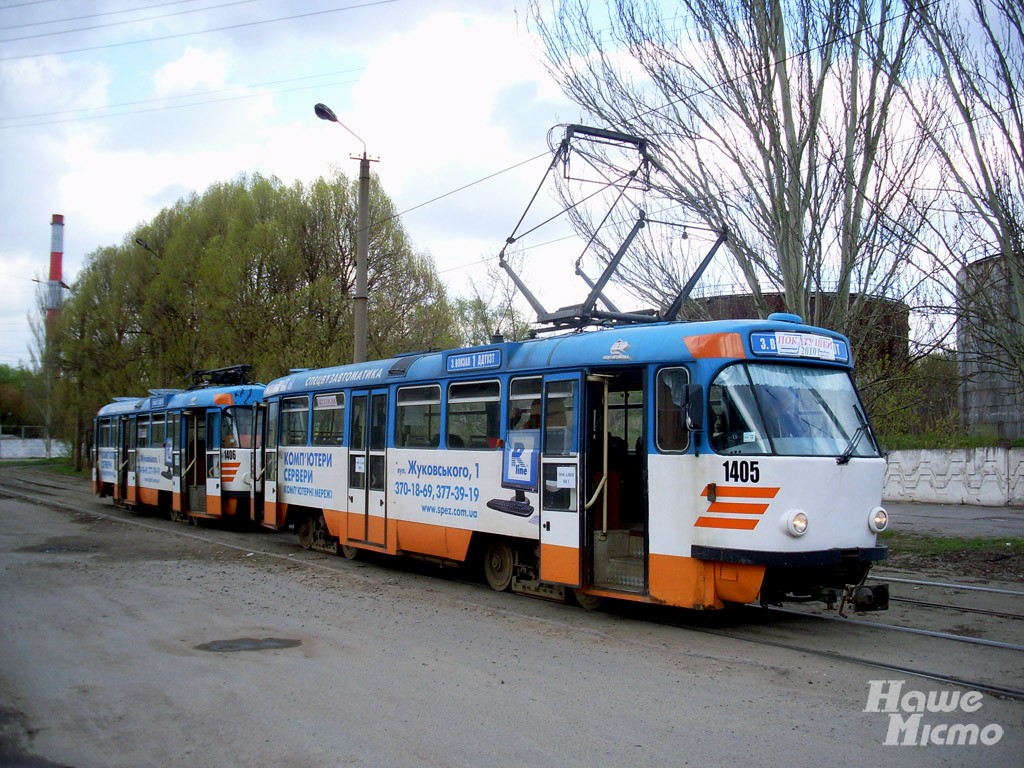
[0,457,88,478]
[880,531,1024,555]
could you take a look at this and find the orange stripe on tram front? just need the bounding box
[694,516,760,530]
[701,484,780,499]
[706,501,771,515]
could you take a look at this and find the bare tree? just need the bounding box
[907,0,1023,388]
[456,251,534,345]
[529,0,931,347]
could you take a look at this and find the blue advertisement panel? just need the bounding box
[501,429,539,491]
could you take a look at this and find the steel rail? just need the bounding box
[870,573,1024,597]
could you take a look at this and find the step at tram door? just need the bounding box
[348,389,388,548]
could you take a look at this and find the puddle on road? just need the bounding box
[18,539,94,555]
[195,637,302,653]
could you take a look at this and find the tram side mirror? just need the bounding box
[683,384,704,432]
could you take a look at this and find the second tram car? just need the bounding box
[257,314,889,611]
[93,366,265,525]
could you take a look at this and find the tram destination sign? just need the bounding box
[446,349,502,373]
[750,331,849,363]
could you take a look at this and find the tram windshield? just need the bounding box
[222,407,254,449]
[708,363,880,458]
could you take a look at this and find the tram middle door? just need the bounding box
[348,390,388,547]
[184,412,207,513]
[585,370,648,595]
[250,404,265,523]
[114,416,130,503]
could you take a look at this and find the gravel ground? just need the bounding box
[0,470,1021,767]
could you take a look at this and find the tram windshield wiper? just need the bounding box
[836,405,873,465]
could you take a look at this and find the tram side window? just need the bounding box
[167,416,178,467]
[281,396,310,446]
[447,380,500,450]
[312,393,345,446]
[656,368,690,452]
[266,401,279,447]
[544,380,576,456]
[137,416,151,448]
[151,415,166,447]
[508,376,542,431]
[396,385,441,448]
[266,401,279,483]
[99,419,113,448]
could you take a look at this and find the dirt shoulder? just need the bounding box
[880,532,1024,583]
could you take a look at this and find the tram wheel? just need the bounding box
[297,515,315,550]
[572,589,603,611]
[340,544,361,561]
[483,540,514,592]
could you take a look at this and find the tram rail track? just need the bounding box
[677,612,1024,702]
[870,572,1024,597]
[886,596,1024,620]
[3,467,1022,702]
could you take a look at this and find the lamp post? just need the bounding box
[134,237,164,386]
[315,102,371,364]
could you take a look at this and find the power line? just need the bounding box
[0,1,58,10]
[387,150,552,223]
[0,0,223,32]
[0,0,261,41]
[0,0,401,61]
[0,69,366,128]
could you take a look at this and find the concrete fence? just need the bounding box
[884,448,1024,506]
[0,438,70,460]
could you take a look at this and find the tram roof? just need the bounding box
[264,316,852,397]
[96,384,265,417]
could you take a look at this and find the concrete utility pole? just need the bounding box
[314,103,376,364]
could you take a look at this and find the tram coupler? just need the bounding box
[837,583,889,617]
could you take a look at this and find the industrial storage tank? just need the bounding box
[957,253,1024,442]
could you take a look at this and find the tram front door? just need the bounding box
[348,389,388,547]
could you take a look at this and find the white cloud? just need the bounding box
[153,47,230,96]
[0,3,586,367]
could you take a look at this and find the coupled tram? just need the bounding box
[93,316,891,613]
[93,365,265,525]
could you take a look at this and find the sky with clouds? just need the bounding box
[0,0,598,369]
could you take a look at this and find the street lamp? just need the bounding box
[315,102,371,364]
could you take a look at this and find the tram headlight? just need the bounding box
[784,509,809,537]
[869,506,889,533]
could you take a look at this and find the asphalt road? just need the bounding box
[884,500,1024,539]
[0,473,1021,767]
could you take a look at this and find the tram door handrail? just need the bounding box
[584,374,611,537]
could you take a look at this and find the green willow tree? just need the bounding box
[56,171,461,459]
